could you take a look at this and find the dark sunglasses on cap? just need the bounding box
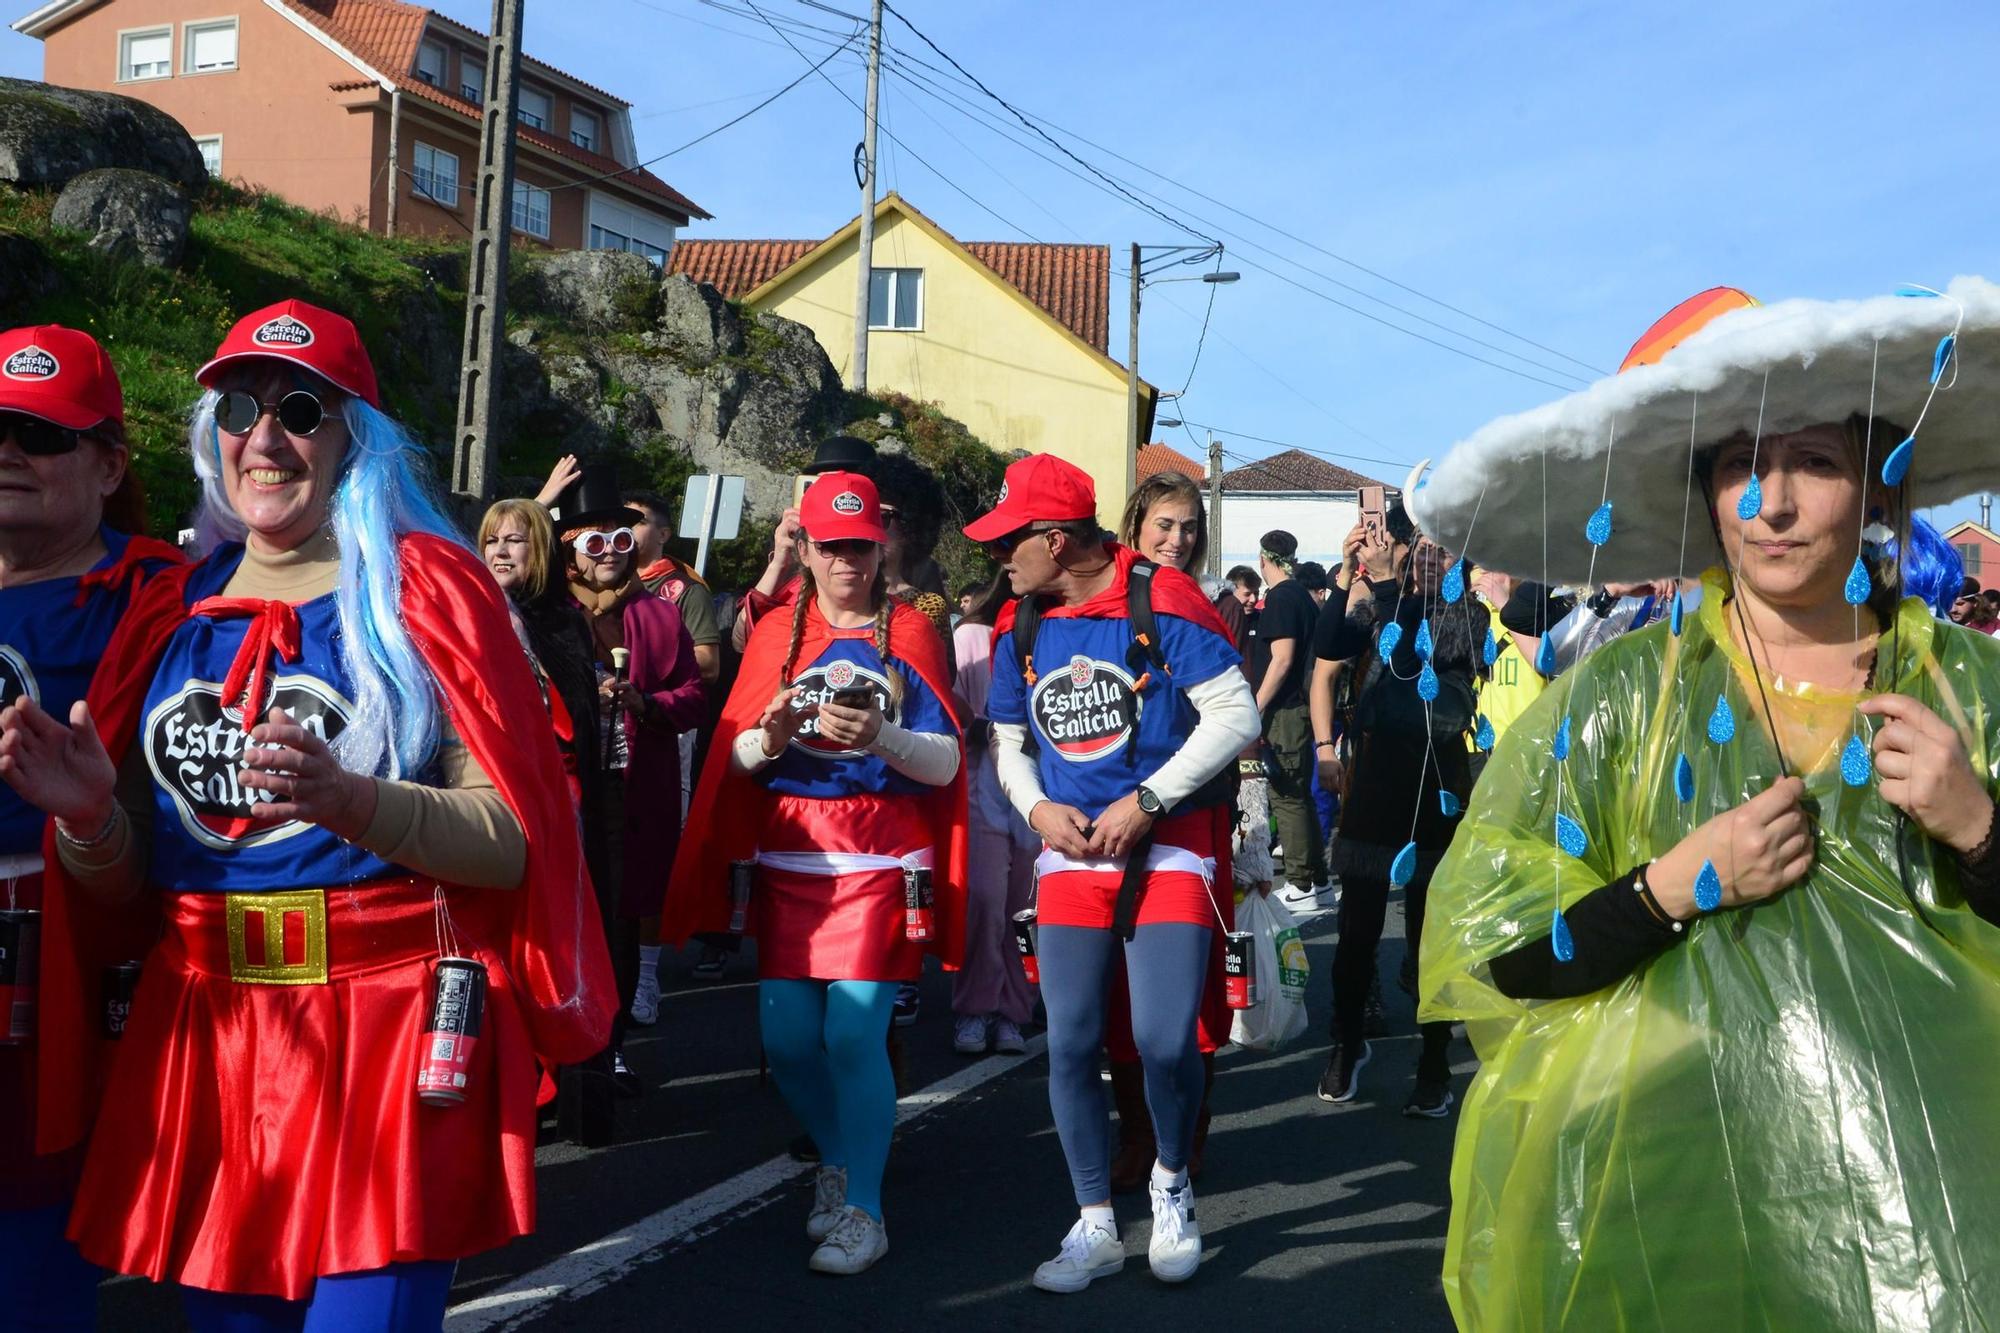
[0,411,88,456]
[573,527,636,559]
[217,389,329,438]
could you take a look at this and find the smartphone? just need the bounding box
[793,474,814,508]
[830,687,876,711]
[1358,485,1386,541]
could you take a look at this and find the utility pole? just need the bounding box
[385,88,402,238]
[1125,241,1141,501]
[847,0,883,393]
[450,0,525,504]
[1206,435,1224,580]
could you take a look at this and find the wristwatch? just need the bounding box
[1136,785,1165,816]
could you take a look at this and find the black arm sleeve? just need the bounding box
[1953,797,2000,927]
[1488,868,1687,999]
[1310,582,1353,663]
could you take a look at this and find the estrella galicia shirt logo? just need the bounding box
[760,637,952,799]
[0,646,39,713]
[1029,654,1137,763]
[252,315,314,348]
[2,345,58,380]
[143,674,351,849]
[788,657,897,757]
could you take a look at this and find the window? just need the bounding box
[414,39,445,86]
[867,268,923,330]
[589,224,665,267]
[511,182,550,239]
[570,107,599,153]
[1959,542,1983,577]
[516,87,551,130]
[195,135,223,177]
[182,19,237,73]
[412,143,459,207]
[459,58,483,105]
[118,27,172,81]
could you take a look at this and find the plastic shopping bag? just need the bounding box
[1229,890,1309,1051]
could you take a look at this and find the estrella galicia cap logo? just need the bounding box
[1030,654,1138,762]
[788,660,896,757]
[143,674,352,848]
[251,315,315,349]
[1,346,59,381]
[831,491,864,515]
[996,480,1009,503]
[0,646,40,712]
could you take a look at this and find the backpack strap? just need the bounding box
[1013,593,1047,759]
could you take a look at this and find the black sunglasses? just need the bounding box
[982,526,1055,558]
[217,389,328,438]
[811,538,877,559]
[0,412,86,456]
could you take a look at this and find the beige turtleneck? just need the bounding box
[61,528,526,893]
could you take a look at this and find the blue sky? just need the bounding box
[7,0,1999,527]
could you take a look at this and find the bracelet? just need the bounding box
[57,804,122,851]
[1632,863,1685,934]
[1962,797,2000,866]
[1314,740,1337,751]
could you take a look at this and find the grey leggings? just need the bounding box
[1040,922,1213,1205]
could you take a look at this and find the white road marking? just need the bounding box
[444,1036,1049,1331]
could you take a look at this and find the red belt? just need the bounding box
[162,880,498,985]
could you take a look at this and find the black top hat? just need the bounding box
[552,461,645,533]
[803,434,876,475]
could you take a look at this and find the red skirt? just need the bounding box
[69,882,542,1299]
[754,792,929,982]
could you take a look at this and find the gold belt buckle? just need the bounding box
[225,889,329,984]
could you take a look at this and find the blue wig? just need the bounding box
[189,389,470,780]
[1900,514,1964,618]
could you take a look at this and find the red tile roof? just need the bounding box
[279,0,709,220]
[1137,442,1205,482]
[1221,448,1388,493]
[668,239,819,296]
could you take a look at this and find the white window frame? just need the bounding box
[412,142,460,209]
[414,39,446,87]
[459,57,484,105]
[194,135,223,177]
[569,107,599,153]
[116,25,173,82]
[511,182,551,239]
[181,17,238,74]
[516,86,551,131]
[867,267,924,331]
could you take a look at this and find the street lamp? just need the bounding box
[1127,245,1239,500]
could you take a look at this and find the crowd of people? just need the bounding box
[0,273,1995,1329]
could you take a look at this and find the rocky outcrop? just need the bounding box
[51,168,191,267]
[513,249,657,332]
[654,273,743,362]
[0,78,206,193]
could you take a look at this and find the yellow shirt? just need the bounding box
[1469,636,1545,750]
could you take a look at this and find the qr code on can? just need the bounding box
[430,1036,456,1059]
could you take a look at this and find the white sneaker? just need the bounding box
[806,1164,848,1242]
[993,1019,1026,1054]
[628,970,660,1026]
[1146,1175,1202,1282]
[807,1205,888,1275]
[1032,1218,1124,1293]
[1273,882,1323,913]
[953,1014,990,1055]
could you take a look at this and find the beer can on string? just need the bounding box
[727,859,754,934]
[417,957,487,1106]
[903,866,935,942]
[0,909,41,1044]
[1011,908,1040,985]
[1223,931,1257,1011]
[101,960,141,1039]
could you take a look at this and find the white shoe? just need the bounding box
[993,1019,1026,1055]
[1273,882,1323,913]
[806,1164,848,1242]
[628,970,660,1026]
[1146,1174,1202,1282]
[953,1014,990,1055]
[808,1206,888,1275]
[1032,1218,1124,1293]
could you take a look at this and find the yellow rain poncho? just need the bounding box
[1421,569,2000,1331]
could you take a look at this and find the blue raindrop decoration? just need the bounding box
[1551,908,1575,963]
[1474,715,1496,752]
[1736,473,1764,521]
[1585,501,1614,547]
[1707,694,1737,745]
[1882,435,1916,487]
[1843,556,1873,606]
[1417,662,1440,701]
[1552,715,1573,762]
[1554,813,1589,858]
[1378,622,1403,657]
[1674,753,1695,803]
[1439,789,1463,817]
[1415,619,1435,660]
[1694,859,1724,912]
[1669,590,1684,636]
[1841,734,1873,787]
[1441,559,1466,605]
[1535,634,1558,678]
[1389,841,1418,887]
[1895,284,1941,299]
[1933,333,1956,385]
[1482,626,1498,667]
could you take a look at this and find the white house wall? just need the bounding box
[1218,493,1359,574]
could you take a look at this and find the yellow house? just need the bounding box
[670,193,1156,529]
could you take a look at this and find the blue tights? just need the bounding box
[759,979,900,1221]
[1040,923,1212,1205]
[0,1202,100,1331]
[180,1261,456,1333]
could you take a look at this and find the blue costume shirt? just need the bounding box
[760,631,953,800]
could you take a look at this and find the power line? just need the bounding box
[1186,420,1413,473]
[1175,249,1223,398]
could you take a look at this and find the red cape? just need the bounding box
[993,543,1236,647]
[663,597,970,968]
[37,534,616,1153]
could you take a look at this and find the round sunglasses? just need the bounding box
[0,411,87,457]
[217,389,329,438]
[573,527,636,559]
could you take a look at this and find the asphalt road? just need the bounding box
[99,891,1467,1331]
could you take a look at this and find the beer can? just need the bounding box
[1223,930,1257,1011]
[101,960,142,1040]
[0,909,41,1044]
[728,859,754,935]
[417,957,487,1106]
[903,866,935,942]
[1011,908,1040,985]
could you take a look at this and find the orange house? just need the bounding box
[12,0,708,255]
[1945,519,2000,588]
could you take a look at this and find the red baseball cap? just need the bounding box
[196,299,382,407]
[800,471,888,545]
[963,453,1097,542]
[0,325,123,429]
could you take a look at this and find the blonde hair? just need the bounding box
[478,497,556,602]
[781,541,906,709]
